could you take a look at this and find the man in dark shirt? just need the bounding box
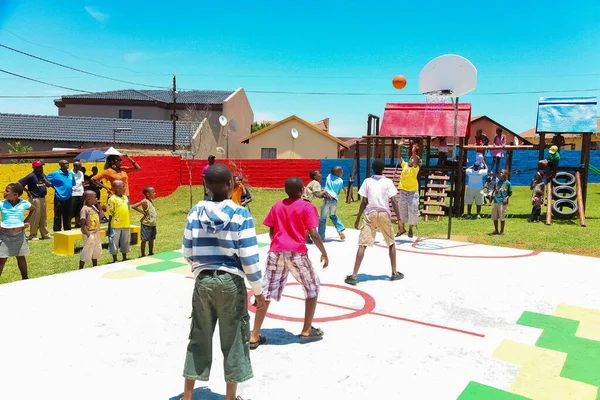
[18,160,52,240]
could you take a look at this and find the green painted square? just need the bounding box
[137,260,187,273]
[457,382,530,400]
[150,251,184,261]
[258,242,269,248]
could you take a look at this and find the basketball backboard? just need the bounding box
[419,54,477,97]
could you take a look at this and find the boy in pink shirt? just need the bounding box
[250,177,329,348]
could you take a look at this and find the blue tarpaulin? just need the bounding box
[536,96,597,134]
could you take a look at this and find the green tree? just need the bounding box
[7,142,35,164]
[251,121,271,133]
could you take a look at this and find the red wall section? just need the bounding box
[181,159,321,189]
[125,156,181,203]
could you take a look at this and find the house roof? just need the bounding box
[59,89,235,105]
[0,113,196,146]
[263,117,330,131]
[470,115,533,145]
[239,115,349,148]
[521,117,600,138]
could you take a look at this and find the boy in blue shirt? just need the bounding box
[318,166,346,241]
[490,169,512,236]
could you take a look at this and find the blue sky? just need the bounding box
[1,0,599,136]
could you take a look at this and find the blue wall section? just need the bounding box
[321,150,600,188]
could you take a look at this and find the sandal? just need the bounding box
[249,335,266,350]
[407,231,414,238]
[396,229,406,237]
[299,326,324,340]
[391,272,404,281]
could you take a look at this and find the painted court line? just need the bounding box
[375,242,541,259]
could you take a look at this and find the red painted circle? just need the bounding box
[247,283,376,323]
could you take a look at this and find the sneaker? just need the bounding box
[464,215,472,220]
[344,275,357,286]
[476,215,481,220]
[27,236,39,241]
[42,235,53,240]
[338,231,346,241]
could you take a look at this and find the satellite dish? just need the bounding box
[229,120,239,132]
[514,136,519,146]
[219,115,228,127]
[291,128,299,139]
[216,147,225,155]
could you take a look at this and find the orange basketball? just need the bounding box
[392,74,407,89]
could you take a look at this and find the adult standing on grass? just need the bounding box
[46,160,76,232]
[202,155,216,200]
[90,148,141,197]
[464,158,488,220]
[71,161,85,228]
[18,160,52,240]
[0,183,36,280]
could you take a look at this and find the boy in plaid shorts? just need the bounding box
[249,176,329,348]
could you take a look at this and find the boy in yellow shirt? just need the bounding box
[106,180,131,262]
[396,140,422,238]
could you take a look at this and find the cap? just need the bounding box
[32,160,45,167]
[208,154,216,160]
[549,145,558,154]
[104,147,122,156]
[474,161,481,167]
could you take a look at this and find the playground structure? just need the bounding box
[535,97,597,227]
[347,57,598,232]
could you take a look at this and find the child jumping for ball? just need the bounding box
[396,141,422,238]
[318,166,346,241]
[79,190,102,269]
[0,183,36,280]
[490,169,512,235]
[106,180,131,262]
[345,159,404,286]
[250,176,329,349]
[181,164,265,400]
[132,186,157,257]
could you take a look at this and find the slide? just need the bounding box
[588,164,600,177]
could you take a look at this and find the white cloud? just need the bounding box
[85,6,109,23]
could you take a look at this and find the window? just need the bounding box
[261,148,277,159]
[119,109,132,119]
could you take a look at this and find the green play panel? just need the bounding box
[258,242,269,248]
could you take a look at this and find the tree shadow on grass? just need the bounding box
[169,386,225,400]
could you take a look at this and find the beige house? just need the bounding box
[239,115,349,159]
[55,88,253,158]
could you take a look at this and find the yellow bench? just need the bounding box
[53,225,141,256]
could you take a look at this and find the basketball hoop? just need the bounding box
[424,89,453,115]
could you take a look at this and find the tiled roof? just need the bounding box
[0,113,197,146]
[61,89,234,104]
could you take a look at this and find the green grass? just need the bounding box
[1,184,599,284]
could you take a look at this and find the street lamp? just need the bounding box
[113,128,131,145]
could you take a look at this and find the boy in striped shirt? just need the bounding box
[181,164,265,400]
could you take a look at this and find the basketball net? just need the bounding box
[424,90,452,116]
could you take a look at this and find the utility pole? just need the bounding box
[171,74,177,152]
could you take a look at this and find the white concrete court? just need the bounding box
[0,228,599,400]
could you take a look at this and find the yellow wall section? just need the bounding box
[0,162,109,222]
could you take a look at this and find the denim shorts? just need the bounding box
[183,270,253,383]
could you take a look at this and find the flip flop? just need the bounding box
[299,326,324,341]
[396,230,406,237]
[391,272,404,281]
[249,335,266,350]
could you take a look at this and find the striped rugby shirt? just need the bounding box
[183,199,263,295]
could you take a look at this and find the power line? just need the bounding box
[0,69,92,93]
[1,29,167,76]
[0,44,169,89]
